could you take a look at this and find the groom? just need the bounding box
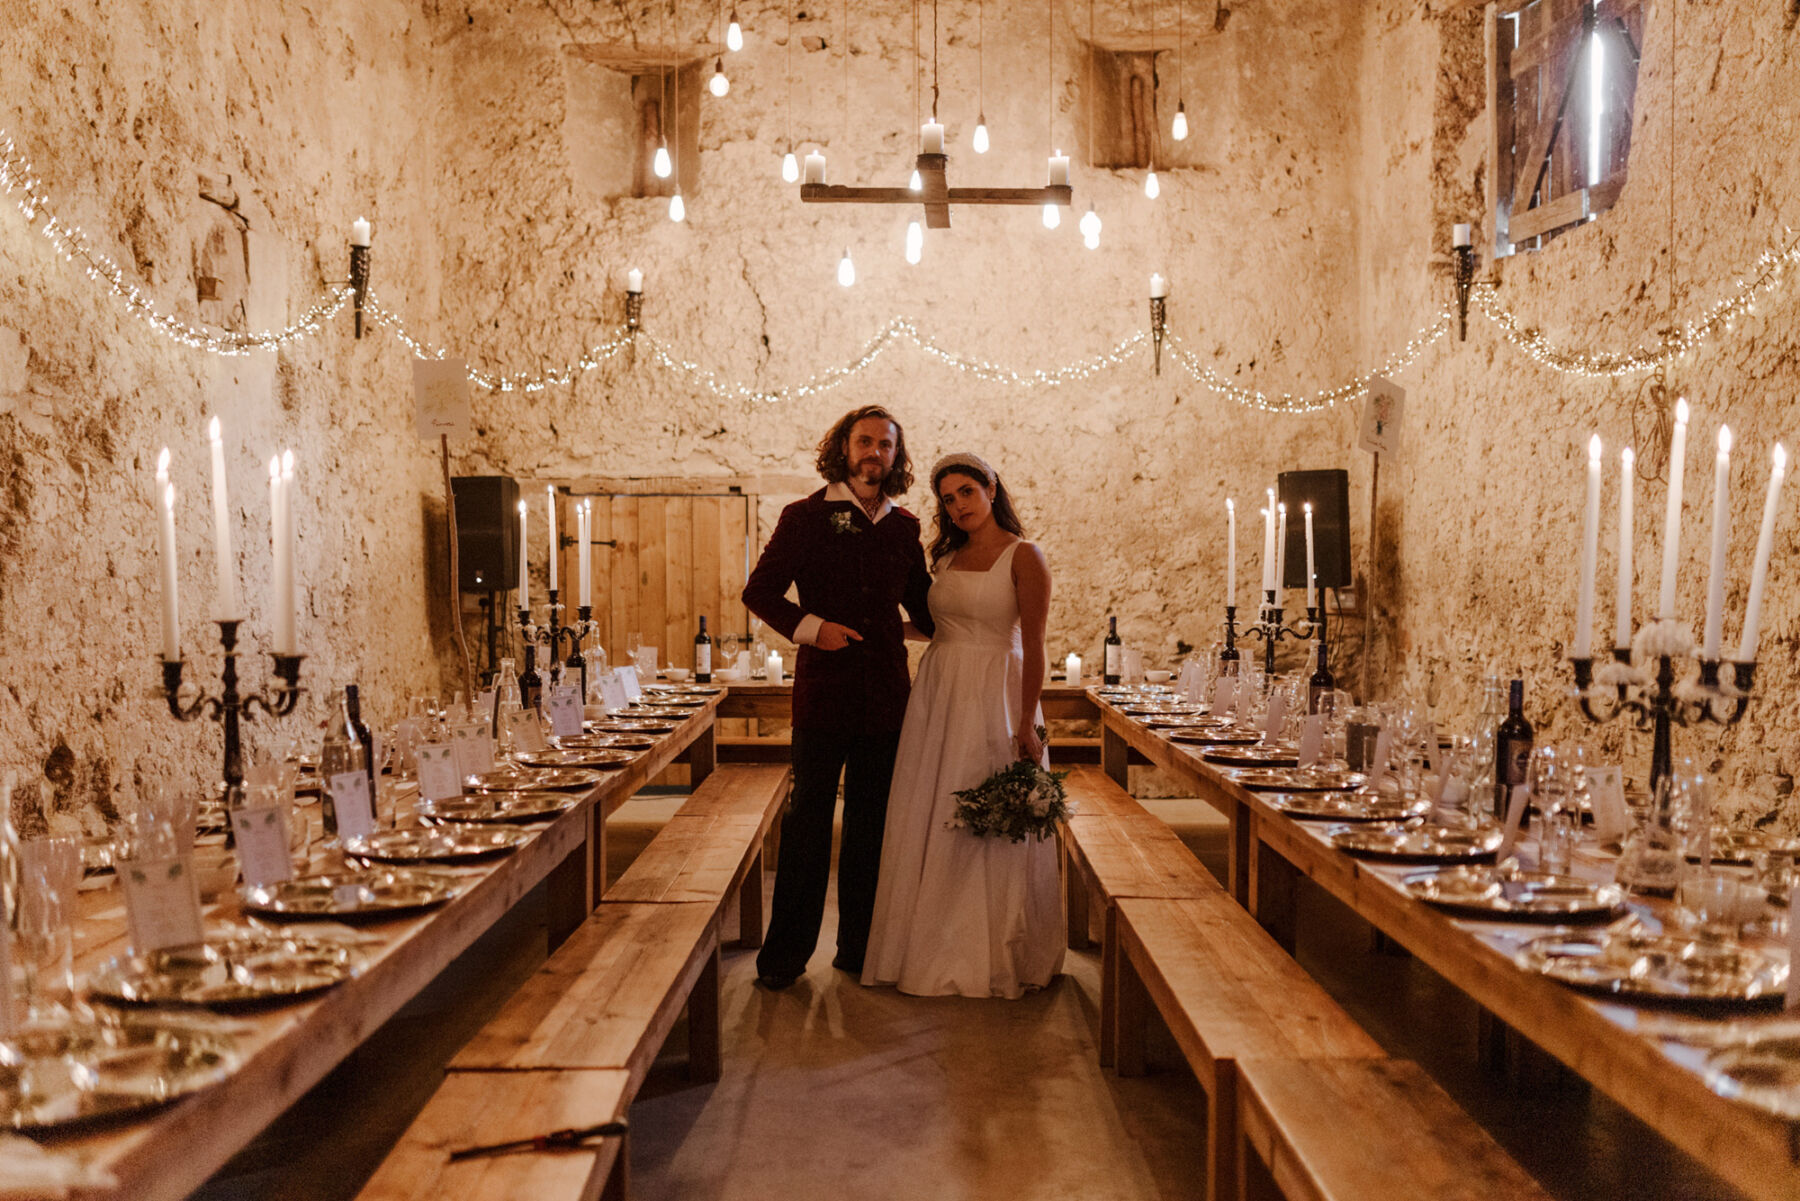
[743,405,935,989]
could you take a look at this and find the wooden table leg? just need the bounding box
[687,942,723,1083]
[737,849,765,948]
[546,845,589,949]
[1099,902,1118,1068]
[685,721,716,790]
[587,801,607,907]
[1208,1061,1241,1201]
[1102,722,1130,789]
[1064,841,1092,950]
[1248,825,1299,954]
[601,1131,629,1201]
[1115,926,1149,1078]
[1228,803,1251,907]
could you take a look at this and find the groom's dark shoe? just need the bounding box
[831,952,864,974]
[755,971,799,991]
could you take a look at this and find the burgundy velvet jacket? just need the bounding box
[742,488,935,734]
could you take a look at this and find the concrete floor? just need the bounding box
[196,794,1750,1201]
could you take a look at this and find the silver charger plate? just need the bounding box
[590,720,676,735]
[627,706,694,719]
[426,791,580,824]
[550,733,622,750]
[1234,767,1366,793]
[240,868,467,920]
[1331,823,1502,861]
[1516,930,1788,1008]
[1702,1031,1800,1118]
[1404,866,1626,922]
[1167,728,1260,746]
[1,1013,242,1131]
[343,826,532,864]
[513,748,635,771]
[1204,745,1301,768]
[468,767,608,793]
[89,933,368,1009]
[1686,831,1800,866]
[1276,793,1432,822]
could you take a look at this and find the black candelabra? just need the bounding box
[1219,605,1241,674]
[1150,294,1167,376]
[1453,239,1474,342]
[161,621,305,795]
[1245,591,1318,676]
[521,588,597,701]
[1568,621,1754,793]
[349,241,371,339]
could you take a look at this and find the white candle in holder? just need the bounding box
[921,122,946,155]
[1574,435,1601,659]
[270,456,293,655]
[1702,426,1733,659]
[1738,443,1787,661]
[517,500,529,612]
[1066,652,1082,684]
[1225,499,1237,610]
[578,500,592,608]
[350,216,371,248]
[1658,398,1690,619]
[1274,504,1289,610]
[1303,502,1317,612]
[154,449,180,660]
[207,416,239,620]
[1615,447,1635,649]
[281,451,297,650]
[803,152,826,184]
[626,268,643,293]
[1048,149,1070,187]
[1150,273,1168,300]
[1453,223,1472,249]
[545,487,558,591]
[767,651,784,682]
[1262,490,1276,593]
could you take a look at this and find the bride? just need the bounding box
[861,453,1065,998]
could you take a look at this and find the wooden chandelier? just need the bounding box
[802,153,1072,230]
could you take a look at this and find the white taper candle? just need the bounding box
[1226,499,1237,610]
[1574,435,1601,658]
[207,416,239,620]
[1658,398,1690,619]
[1616,447,1635,649]
[1702,426,1733,659]
[517,500,529,612]
[1738,443,1787,661]
[154,449,180,660]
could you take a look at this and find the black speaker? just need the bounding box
[1277,469,1352,591]
[452,475,520,593]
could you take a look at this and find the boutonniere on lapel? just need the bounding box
[830,511,860,535]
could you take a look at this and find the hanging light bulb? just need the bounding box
[905,221,923,265]
[973,115,990,154]
[1083,229,1100,251]
[781,151,799,182]
[669,191,686,222]
[727,7,744,51]
[837,248,856,286]
[1172,101,1189,142]
[653,141,672,179]
[1042,203,1061,230]
[710,59,730,97]
[1079,204,1101,248]
[1144,170,1161,199]
[909,168,923,192]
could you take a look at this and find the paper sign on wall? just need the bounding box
[121,856,206,955]
[416,743,463,802]
[414,357,472,440]
[1359,376,1405,455]
[230,806,293,889]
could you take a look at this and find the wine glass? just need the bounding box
[720,633,740,665]
[625,632,643,664]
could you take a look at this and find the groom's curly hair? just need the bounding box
[815,405,914,498]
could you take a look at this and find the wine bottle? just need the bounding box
[345,684,378,795]
[695,615,712,683]
[1307,638,1334,714]
[1493,679,1534,818]
[519,645,543,713]
[1103,616,1122,686]
[319,688,368,843]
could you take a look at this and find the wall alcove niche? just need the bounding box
[562,45,711,201]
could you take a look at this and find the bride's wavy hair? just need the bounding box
[929,464,1025,568]
[815,405,914,498]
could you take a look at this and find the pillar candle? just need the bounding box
[1615,448,1635,649]
[626,268,643,293]
[803,152,826,184]
[1275,504,1289,610]
[1658,398,1690,619]
[1150,273,1168,300]
[1702,426,1733,659]
[1738,443,1787,661]
[206,416,239,620]
[517,500,529,612]
[921,122,945,155]
[1048,149,1070,186]
[545,487,558,592]
[1304,503,1317,612]
[1066,652,1082,684]
[350,216,371,248]
[154,449,180,660]
[1225,499,1237,610]
[281,451,297,650]
[766,650,784,682]
[1574,435,1601,659]
[1453,223,1472,248]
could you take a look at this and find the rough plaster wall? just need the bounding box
[1357,0,1800,829]
[0,1,449,827]
[427,0,1367,675]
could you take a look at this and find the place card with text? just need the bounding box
[502,707,547,752]
[1496,784,1532,863]
[1788,889,1800,1011]
[451,723,494,780]
[329,770,376,843]
[1211,678,1235,717]
[618,666,644,704]
[1261,692,1289,744]
[1296,716,1325,768]
[1586,766,1629,844]
[121,855,206,955]
[416,743,462,802]
[1366,729,1393,789]
[230,806,293,889]
[545,686,583,737]
[597,671,630,712]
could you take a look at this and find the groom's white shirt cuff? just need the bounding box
[794,483,894,646]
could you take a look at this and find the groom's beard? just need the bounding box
[854,458,886,486]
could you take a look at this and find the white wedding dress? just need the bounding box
[862,540,1066,998]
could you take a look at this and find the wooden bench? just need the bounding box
[1059,766,1223,1066]
[1234,1057,1554,1201]
[605,763,791,948]
[357,1068,631,1201]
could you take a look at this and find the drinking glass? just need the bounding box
[625,632,643,663]
[720,634,740,663]
[20,836,81,1021]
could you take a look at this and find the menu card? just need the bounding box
[230,806,293,888]
[1296,716,1324,768]
[121,856,206,954]
[503,707,547,752]
[1211,678,1236,717]
[451,722,494,780]
[1261,692,1289,744]
[545,686,583,737]
[597,671,630,712]
[329,770,376,842]
[1365,730,1393,789]
[618,666,644,704]
[1587,766,1629,844]
[416,743,463,803]
[1496,784,1531,862]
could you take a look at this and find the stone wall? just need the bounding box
[0,0,450,825]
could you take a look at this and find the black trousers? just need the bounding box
[755,725,902,978]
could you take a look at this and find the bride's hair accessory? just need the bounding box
[931,452,996,485]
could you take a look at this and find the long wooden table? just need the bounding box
[1092,690,1800,1201]
[45,695,721,1201]
[717,678,1099,721]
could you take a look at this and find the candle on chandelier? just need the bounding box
[281,451,297,652]
[626,268,643,293]
[207,416,239,620]
[1260,497,1275,594]
[1615,448,1635,650]
[154,448,180,660]
[1149,273,1168,300]
[1048,150,1070,187]
[578,500,592,609]
[921,121,945,155]
[1573,435,1601,659]
[1225,499,1237,611]
[1738,443,1787,661]
[546,487,558,592]
[269,456,290,655]
[350,216,371,248]
[1274,504,1289,610]
[1304,502,1317,612]
[1453,223,1472,249]
[803,152,826,185]
[1658,398,1690,619]
[1702,426,1733,659]
[517,500,529,612]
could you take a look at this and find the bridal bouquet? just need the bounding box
[946,734,1073,843]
